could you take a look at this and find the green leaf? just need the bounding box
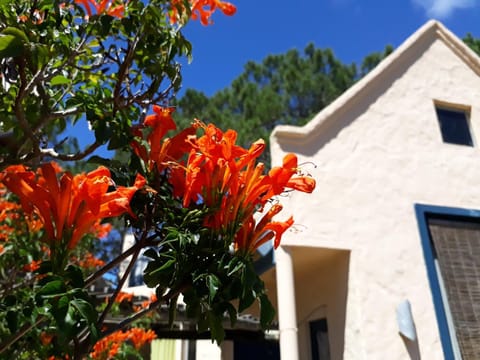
[56,295,69,315]
[238,264,257,312]
[37,280,66,297]
[71,298,97,324]
[227,257,245,276]
[87,155,111,167]
[29,44,50,71]
[206,274,220,303]
[71,297,100,340]
[148,258,175,275]
[259,294,275,329]
[168,294,178,328]
[0,27,28,60]
[52,296,70,340]
[38,0,55,9]
[143,248,158,259]
[50,75,70,86]
[6,310,17,333]
[1,27,28,43]
[238,289,255,313]
[143,258,175,287]
[3,294,16,307]
[208,311,225,344]
[66,265,84,288]
[225,302,237,328]
[63,304,78,338]
[0,34,23,59]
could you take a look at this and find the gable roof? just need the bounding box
[271,20,480,144]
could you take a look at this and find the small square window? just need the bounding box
[435,106,473,146]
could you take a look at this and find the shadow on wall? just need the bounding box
[291,247,350,360]
[401,334,421,360]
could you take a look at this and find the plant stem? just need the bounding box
[84,241,141,288]
[100,284,189,339]
[97,246,141,327]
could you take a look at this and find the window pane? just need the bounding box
[428,218,480,359]
[435,107,473,146]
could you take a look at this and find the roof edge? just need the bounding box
[271,20,480,142]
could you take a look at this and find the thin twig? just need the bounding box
[14,58,39,151]
[84,240,144,288]
[97,245,141,327]
[45,107,83,121]
[99,284,189,339]
[113,35,140,113]
[40,141,101,161]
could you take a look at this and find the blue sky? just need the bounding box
[70,0,480,155]
[179,0,480,96]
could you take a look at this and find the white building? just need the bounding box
[268,19,480,360]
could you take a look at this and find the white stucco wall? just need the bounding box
[270,22,480,360]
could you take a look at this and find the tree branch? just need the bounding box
[40,141,101,161]
[97,245,141,327]
[84,240,143,288]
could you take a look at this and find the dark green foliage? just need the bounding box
[463,33,480,56]
[0,0,192,169]
[359,45,393,77]
[132,177,274,345]
[174,43,392,164]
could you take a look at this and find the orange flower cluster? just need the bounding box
[0,182,43,251]
[170,0,236,25]
[48,355,70,360]
[114,291,133,303]
[1,163,145,249]
[17,9,45,24]
[40,332,54,346]
[74,0,125,18]
[181,122,315,253]
[133,293,157,312]
[136,106,316,253]
[91,222,113,240]
[90,327,156,359]
[0,183,20,242]
[23,259,42,272]
[131,105,198,175]
[77,252,106,269]
[127,327,157,349]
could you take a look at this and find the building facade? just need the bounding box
[269,20,480,360]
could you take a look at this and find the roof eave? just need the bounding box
[271,20,480,144]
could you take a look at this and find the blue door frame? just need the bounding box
[415,203,480,360]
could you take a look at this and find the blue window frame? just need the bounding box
[415,204,480,359]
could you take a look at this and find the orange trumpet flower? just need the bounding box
[177,122,316,254]
[1,163,145,249]
[74,0,125,18]
[170,0,236,25]
[131,105,198,174]
[130,106,315,255]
